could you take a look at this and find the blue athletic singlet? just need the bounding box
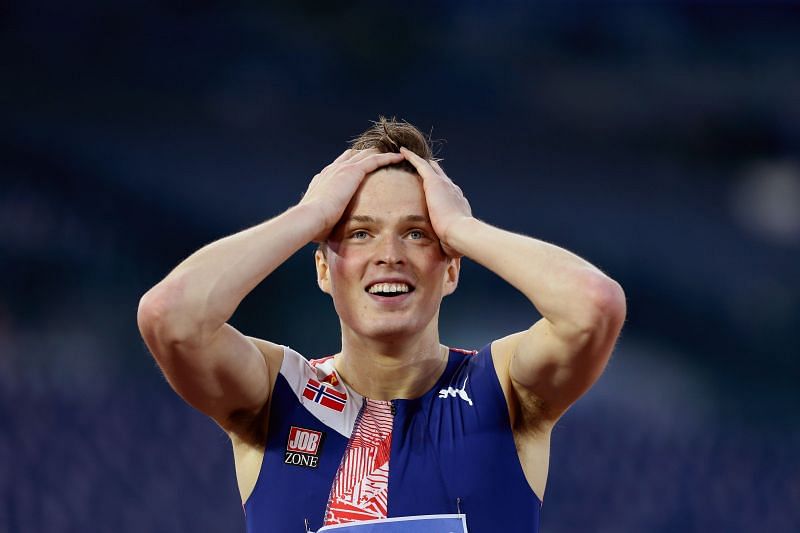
[243,344,542,532]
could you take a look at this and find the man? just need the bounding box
[137,118,626,532]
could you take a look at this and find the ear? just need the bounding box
[442,256,460,297]
[315,247,332,295]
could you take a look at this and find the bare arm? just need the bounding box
[137,149,405,432]
[401,149,626,424]
[446,219,625,421]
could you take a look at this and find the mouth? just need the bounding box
[365,281,415,298]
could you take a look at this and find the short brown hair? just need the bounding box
[349,116,438,174]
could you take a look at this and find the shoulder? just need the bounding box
[490,331,525,362]
[226,338,285,442]
[248,337,286,370]
[487,331,524,383]
[246,337,286,371]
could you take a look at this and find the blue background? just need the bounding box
[2,2,799,532]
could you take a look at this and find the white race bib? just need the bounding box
[315,514,468,533]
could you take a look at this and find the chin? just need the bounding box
[350,316,423,341]
[363,323,416,340]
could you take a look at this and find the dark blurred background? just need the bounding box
[2,2,799,532]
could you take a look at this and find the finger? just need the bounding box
[354,151,405,174]
[322,148,377,175]
[332,149,354,164]
[346,148,384,164]
[320,149,355,174]
[324,150,401,176]
[399,147,438,179]
[430,159,446,177]
[430,161,461,191]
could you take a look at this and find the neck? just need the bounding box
[334,325,448,401]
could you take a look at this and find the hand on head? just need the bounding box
[301,147,471,257]
[300,149,404,242]
[400,147,472,258]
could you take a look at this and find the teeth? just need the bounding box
[368,282,410,294]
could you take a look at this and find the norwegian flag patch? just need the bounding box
[303,378,347,412]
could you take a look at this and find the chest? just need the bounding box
[244,375,536,533]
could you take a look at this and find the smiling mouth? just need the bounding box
[366,282,415,297]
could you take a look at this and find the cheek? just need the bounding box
[328,254,364,293]
[420,251,449,279]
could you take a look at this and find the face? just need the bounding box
[315,167,459,342]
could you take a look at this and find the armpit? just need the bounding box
[509,380,554,437]
[226,402,270,447]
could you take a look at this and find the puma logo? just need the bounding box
[438,375,473,406]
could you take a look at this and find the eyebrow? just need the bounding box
[346,214,429,224]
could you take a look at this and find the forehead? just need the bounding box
[345,168,427,218]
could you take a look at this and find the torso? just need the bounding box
[229,340,551,531]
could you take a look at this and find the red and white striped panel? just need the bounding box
[324,399,394,525]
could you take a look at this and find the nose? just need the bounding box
[374,234,405,265]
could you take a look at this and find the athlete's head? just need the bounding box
[317,116,437,260]
[315,117,460,341]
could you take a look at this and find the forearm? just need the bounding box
[140,203,324,341]
[446,217,623,335]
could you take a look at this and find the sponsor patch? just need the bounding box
[437,375,474,406]
[285,426,325,469]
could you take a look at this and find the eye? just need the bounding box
[351,230,369,240]
[407,229,424,240]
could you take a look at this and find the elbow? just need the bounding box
[137,283,205,354]
[137,287,169,340]
[137,287,176,354]
[572,272,627,338]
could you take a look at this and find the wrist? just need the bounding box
[441,216,479,252]
[285,202,330,242]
